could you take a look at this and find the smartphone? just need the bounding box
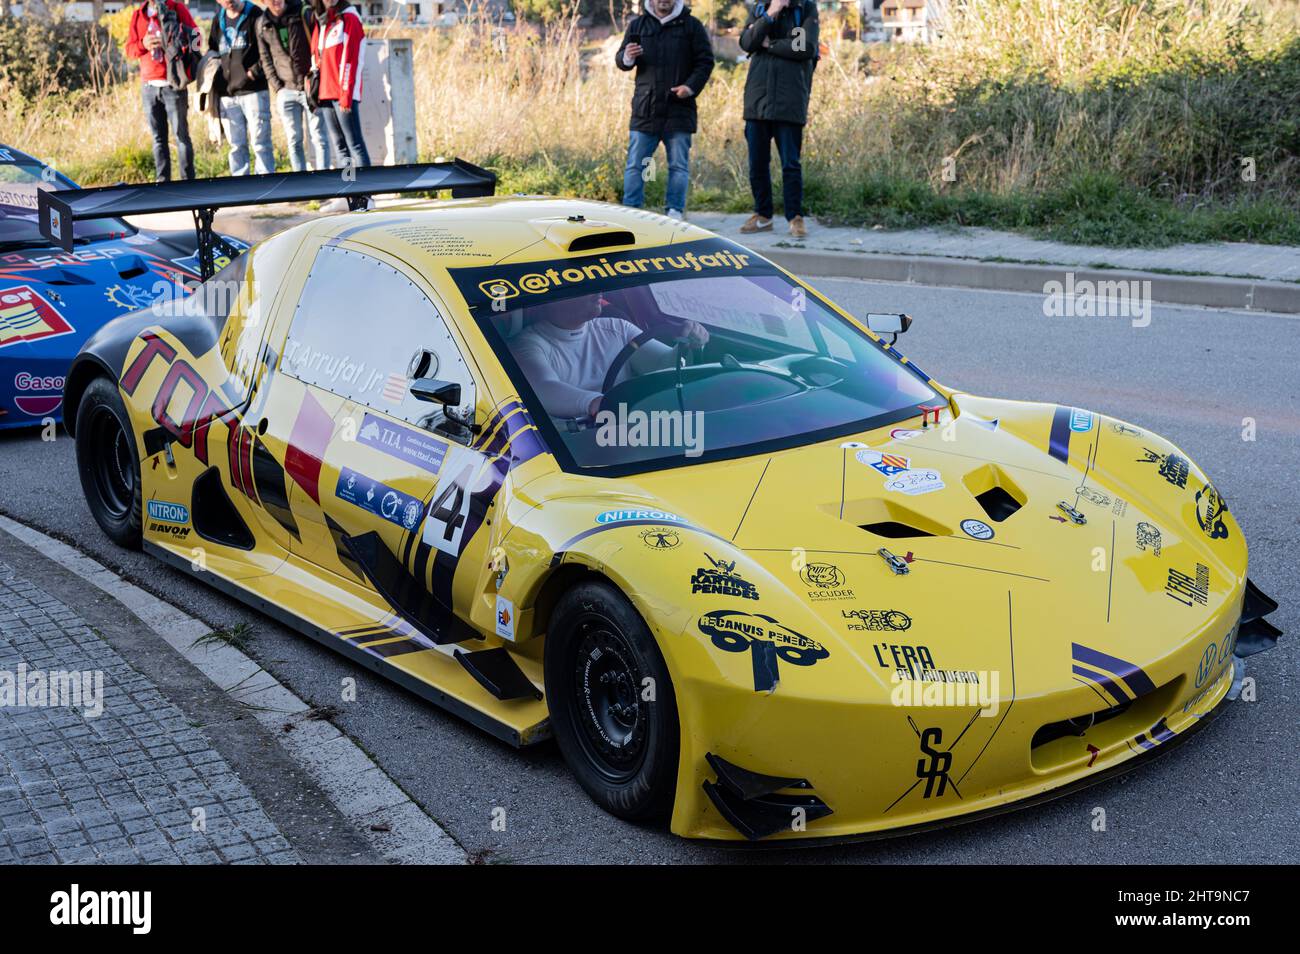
[627,33,641,45]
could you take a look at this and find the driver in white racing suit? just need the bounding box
[512,292,708,419]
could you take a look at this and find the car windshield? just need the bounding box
[456,238,939,475]
[0,152,129,249]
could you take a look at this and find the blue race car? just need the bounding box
[0,145,246,429]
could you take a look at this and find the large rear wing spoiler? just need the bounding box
[37,158,496,280]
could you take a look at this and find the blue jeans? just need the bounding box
[320,100,370,169]
[622,130,692,213]
[219,90,274,176]
[745,119,804,220]
[142,84,193,181]
[276,88,331,172]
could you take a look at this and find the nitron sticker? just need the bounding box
[146,500,190,524]
[595,508,685,525]
[1069,408,1095,432]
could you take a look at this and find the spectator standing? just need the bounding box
[125,0,200,182]
[257,0,329,171]
[210,0,275,176]
[615,0,714,219]
[311,0,370,169]
[738,0,819,239]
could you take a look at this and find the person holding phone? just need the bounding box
[615,0,714,220]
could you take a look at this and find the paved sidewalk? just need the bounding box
[126,200,1300,313]
[0,517,466,865]
[688,212,1300,283]
[0,557,299,864]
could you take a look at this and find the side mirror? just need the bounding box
[409,377,461,406]
[866,313,912,345]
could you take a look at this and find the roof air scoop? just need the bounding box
[530,217,636,253]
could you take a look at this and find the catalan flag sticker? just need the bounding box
[855,447,911,476]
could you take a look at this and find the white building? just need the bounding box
[880,0,945,44]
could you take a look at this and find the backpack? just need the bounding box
[160,1,200,89]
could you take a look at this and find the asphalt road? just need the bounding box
[1,278,1296,864]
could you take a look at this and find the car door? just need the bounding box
[253,240,492,640]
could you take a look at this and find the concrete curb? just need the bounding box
[0,514,467,865]
[139,206,1300,314]
[761,247,1300,315]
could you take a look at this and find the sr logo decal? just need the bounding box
[915,726,955,798]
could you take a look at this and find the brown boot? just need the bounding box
[789,215,807,239]
[740,214,773,234]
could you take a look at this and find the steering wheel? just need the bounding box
[598,328,666,409]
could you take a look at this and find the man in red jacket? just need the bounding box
[125,0,201,181]
[312,0,370,169]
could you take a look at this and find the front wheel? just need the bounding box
[544,579,680,821]
[75,376,142,549]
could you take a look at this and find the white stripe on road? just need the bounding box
[0,514,466,866]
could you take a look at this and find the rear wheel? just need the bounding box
[75,376,142,550]
[544,579,680,821]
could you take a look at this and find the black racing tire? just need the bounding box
[75,376,143,550]
[544,579,680,822]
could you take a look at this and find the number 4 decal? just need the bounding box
[422,444,477,556]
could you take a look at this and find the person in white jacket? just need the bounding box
[512,293,708,419]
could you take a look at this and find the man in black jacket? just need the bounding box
[257,0,328,171]
[210,0,274,175]
[615,0,714,219]
[738,0,818,238]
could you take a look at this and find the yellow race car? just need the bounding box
[46,163,1281,842]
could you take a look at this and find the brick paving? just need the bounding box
[0,558,300,864]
